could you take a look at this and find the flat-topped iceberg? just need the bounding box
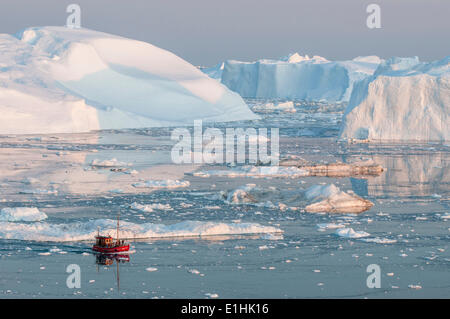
[340,56,450,141]
[0,26,257,134]
[208,53,382,102]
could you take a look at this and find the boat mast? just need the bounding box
[116,212,120,242]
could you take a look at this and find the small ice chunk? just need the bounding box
[408,284,422,290]
[90,158,132,168]
[316,223,346,230]
[335,228,370,238]
[188,269,201,275]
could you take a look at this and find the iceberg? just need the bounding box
[305,184,373,213]
[0,26,257,134]
[0,207,47,222]
[0,219,282,241]
[340,56,450,141]
[210,53,381,102]
[200,62,224,81]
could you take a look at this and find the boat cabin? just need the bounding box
[95,235,114,247]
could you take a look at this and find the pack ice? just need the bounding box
[207,53,382,102]
[340,56,450,141]
[0,26,257,134]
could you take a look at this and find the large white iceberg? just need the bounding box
[340,56,450,141]
[0,26,257,134]
[210,53,381,102]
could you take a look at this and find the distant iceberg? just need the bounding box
[340,56,450,141]
[204,53,382,102]
[0,26,257,134]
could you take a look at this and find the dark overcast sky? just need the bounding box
[0,0,448,65]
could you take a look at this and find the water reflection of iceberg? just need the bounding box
[351,153,448,198]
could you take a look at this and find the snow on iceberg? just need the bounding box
[0,26,257,134]
[214,53,381,102]
[0,219,282,241]
[0,207,47,222]
[305,184,373,213]
[340,56,450,141]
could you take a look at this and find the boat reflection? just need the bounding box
[94,253,130,292]
[95,253,130,266]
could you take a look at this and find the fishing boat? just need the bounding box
[92,213,130,253]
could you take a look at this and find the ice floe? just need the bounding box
[132,179,190,189]
[279,159,384,177]
[360,238,397,244]
[130,202,173,212]
[335,228,370,238]
[90,158,132,168]
[193,166,308,178]
[316,223,346,230]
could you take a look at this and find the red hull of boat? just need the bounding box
[92,245,130,253]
